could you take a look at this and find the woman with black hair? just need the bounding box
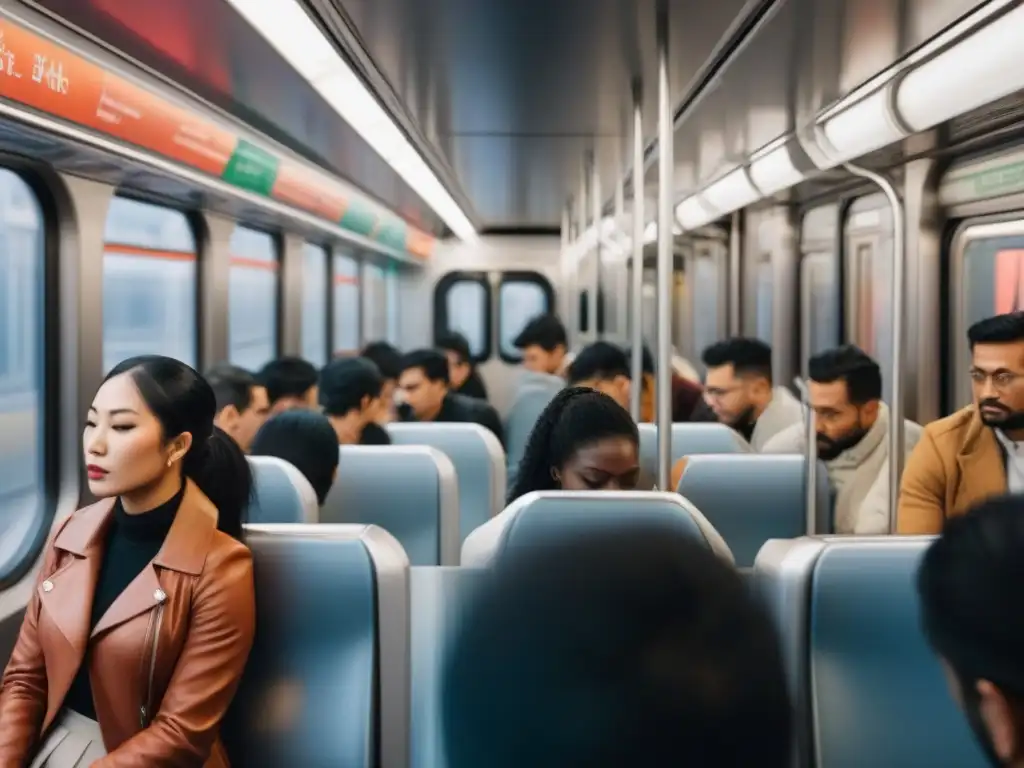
[0,356,255,766]
[461,387,642,565]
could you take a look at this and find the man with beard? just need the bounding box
[899,312,1024,533]
[917,494,1024,766]
[763,345,922,533]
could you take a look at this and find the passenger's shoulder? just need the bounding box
[203,531,253,575]
[762,422,804,454]
[921,405,976,442]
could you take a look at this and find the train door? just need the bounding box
[844,194,894,401]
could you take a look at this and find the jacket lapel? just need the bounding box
[955,414,1008,514]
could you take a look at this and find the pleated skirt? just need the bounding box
[29,709,107,767]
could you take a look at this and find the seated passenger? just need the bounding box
[918,494,1024,765]
[398,349,504,444]
[461,387,641,565]
[250,410,340,505]
[319,357,391,446]
[205,363,270,452]
[899,313,1024,533]
[513,313,569,378]
[0,356,254,765]
[633,344,717,423]
[763,345,922,533]
[445,523,792,767]
[257,356,319,414]
[437,330,489,401]
[567,341,633,409]
[360,341,403,424]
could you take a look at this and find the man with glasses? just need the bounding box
[898,312,1024,533]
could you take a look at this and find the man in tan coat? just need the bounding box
[897,312,1024,533]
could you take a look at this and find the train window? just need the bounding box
[799,253,841,375]
[433,272,492,362]
[301,243,328,366]
[692,254,721,365]
[755,260,774,345]
[333,252,360,355]
[385,267,400,345]
[362,264,388,344]
[228,226,279,371]
[499,272,554,362]
[0,169,45,581]
[103,197,197,372]
[951,220,1024,407]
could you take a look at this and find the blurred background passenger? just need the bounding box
[205,363,270,452]
[513,313,568,376]
[437,330,489,401]
[445,524,792,767]
[250,410,340,506]
[258,356,319,414]
[360,341,403,423]
[319,357,391,445]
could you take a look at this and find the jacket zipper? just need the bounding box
[139,603,165,728]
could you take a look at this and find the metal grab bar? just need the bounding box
[794,376,818,536]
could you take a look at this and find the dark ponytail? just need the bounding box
[105,355,253,540]
[507,386,639,504]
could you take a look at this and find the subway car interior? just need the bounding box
[1,0,1023,764]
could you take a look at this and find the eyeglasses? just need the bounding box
[969,369,1024,390]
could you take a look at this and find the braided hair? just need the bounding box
[508,386,639,504]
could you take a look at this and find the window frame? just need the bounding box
[301,240,331,366]
[497,270,555,363]
[0,165,59,589]
[226,223,282,370]
[948,214,1024,410]
[433,271,493,364]
[331,249,362,357]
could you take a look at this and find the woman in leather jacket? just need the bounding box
[0,356,256,767]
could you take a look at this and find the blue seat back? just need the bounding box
[324,445,460,565]
[245,456,318,524]
[637,422,750,482]
[504,380,562,488]
[224,524,410,767]
[409,566,485,768]
[494,491,729,562]
[677,454,829,567]
[388,423,506,543]
[754,537,987,768]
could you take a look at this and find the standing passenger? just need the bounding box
[0,356,255,765]
[898,313,1024,533]
[437,331,489,401]
[319,357,391,446]
[205,363,270,453]
[918,494,1024,765]
[257,356,319,414]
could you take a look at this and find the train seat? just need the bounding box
[753,537,987,767]
[462,490,733,567]
[245,456,319,524]
[676,454,829,568]
[504,379,562,488]
[324,445,461,565]
[224,524,411,768]
[387,422,507,543]
[409,566,484,768]
[637,422,750,483]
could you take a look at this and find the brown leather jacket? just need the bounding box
[0,481,256,767]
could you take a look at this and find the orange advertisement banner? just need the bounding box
[0,18,235,176]
[405,228,434,259]
[271,161,347,222]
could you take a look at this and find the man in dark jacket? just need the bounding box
[398,349,504,445]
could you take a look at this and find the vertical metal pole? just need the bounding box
[794,376,818,535]
[728,211,742,335]
[844,163,905,531]
[655,0,673,491]
[590,151,602,341]
[560,204,571,330]
[629,82,645,421]
[577,165,588,346]
[614,154,627,346]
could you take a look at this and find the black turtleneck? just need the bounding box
[65,484,182,719]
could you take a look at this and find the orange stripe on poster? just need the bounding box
[0,19,236,176]
[995,249,1024,314]
[271,161,347,222]
[105,243,196,261]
